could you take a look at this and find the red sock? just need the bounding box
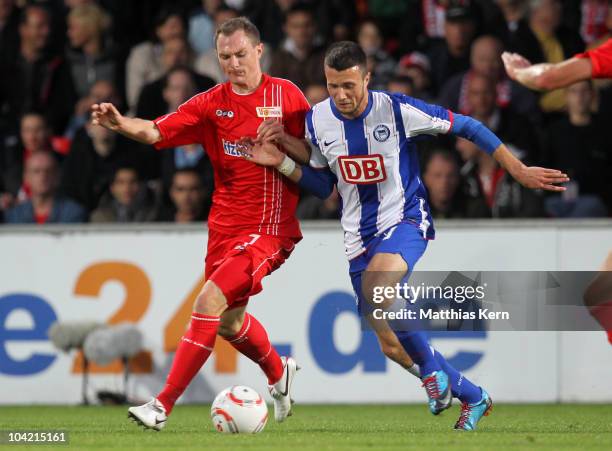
[225,313,284,384]
[157,313,220,414]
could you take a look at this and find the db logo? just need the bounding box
[338,155,387,184]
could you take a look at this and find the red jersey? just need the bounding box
[576,38,612,78]
[154,74,310,238]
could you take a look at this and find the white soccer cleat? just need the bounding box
[127,398,168,431]
[268,356,300,422]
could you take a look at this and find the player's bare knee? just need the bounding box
[194,281,228,316]
[367,253,408,273]
[217,317,243,337]
[217,322,239,337]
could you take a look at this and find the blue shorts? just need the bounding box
[349,222,428,315]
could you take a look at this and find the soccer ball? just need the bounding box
[210,385,268,434]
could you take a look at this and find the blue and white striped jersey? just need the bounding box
[306,91,453,259]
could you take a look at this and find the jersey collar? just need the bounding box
[330,91,373,122]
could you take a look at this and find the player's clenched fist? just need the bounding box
[91,102,123,131]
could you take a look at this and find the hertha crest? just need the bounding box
[373,124,390,142]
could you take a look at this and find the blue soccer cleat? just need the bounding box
[421,371,452,415]
[454,389,493,431]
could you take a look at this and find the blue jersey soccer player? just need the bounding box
[243,41,569,430]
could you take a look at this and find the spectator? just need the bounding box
[5,151,86,224]
[304,83,328,105]
[387,75,414,96]
[587,3,612,49]
[65,3,116,98]
[0,5,77,134]
[194,6,245,83]
[456,137,545,218]
[136,61,215,121]
[426,4,478,94]
[543,80,610,217]
[140,66,215,200]
[0,0,19,63]
[161,35,195,72]
[509,0,584,113]
[419,0,452,40]
[135,62,214,183]
[310,0,356,44]
[138,65,197,120]
[188,0,222,55]
[437,35,539,122]
[60,118,136,212]
[398,0,500,55]
[1,112,66,205]
[396,51,433,100]
[243,0,297,49]
[577,0,609,46]
[356,19,396,90]
[495,0,528,45]
[125,7,186,111]
[90,165,157,223]
[422,148,489,218]
[65,79,121,140]
[157,169,209,222]
[463,73,540,163]
[268,3,326,90]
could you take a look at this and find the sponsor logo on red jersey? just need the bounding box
[338,155,387,184]
[256,106,283,118]
[223,139,243,157]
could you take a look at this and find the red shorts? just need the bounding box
[205,229,300,308]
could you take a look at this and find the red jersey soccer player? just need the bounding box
[91,18,311,430]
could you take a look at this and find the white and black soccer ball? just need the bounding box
[210,385,268,434]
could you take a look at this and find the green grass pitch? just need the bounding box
[2,404,612,450]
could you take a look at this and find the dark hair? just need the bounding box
[112,163,140,183]
[324,41,367,73]
[214,16,260,46]
[19,4,50,26]
[423,148,460,174]
[165,65,195,81]
[283,2,314,24]
[172,168,202,185]
[153,7,186,41]
[214,6,240,20]
[388,75,414,89]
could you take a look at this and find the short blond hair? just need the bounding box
[68,3,111,34]
[214,16,260,47]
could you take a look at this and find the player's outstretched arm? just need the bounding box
[502,52,592,91]
[450,113,569,191]
[91,103,161,145]
[256,119,311,165]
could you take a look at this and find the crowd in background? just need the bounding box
[0,0,610,225]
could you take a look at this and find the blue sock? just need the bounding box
[394,331,440,376]
[433,350,482,404]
